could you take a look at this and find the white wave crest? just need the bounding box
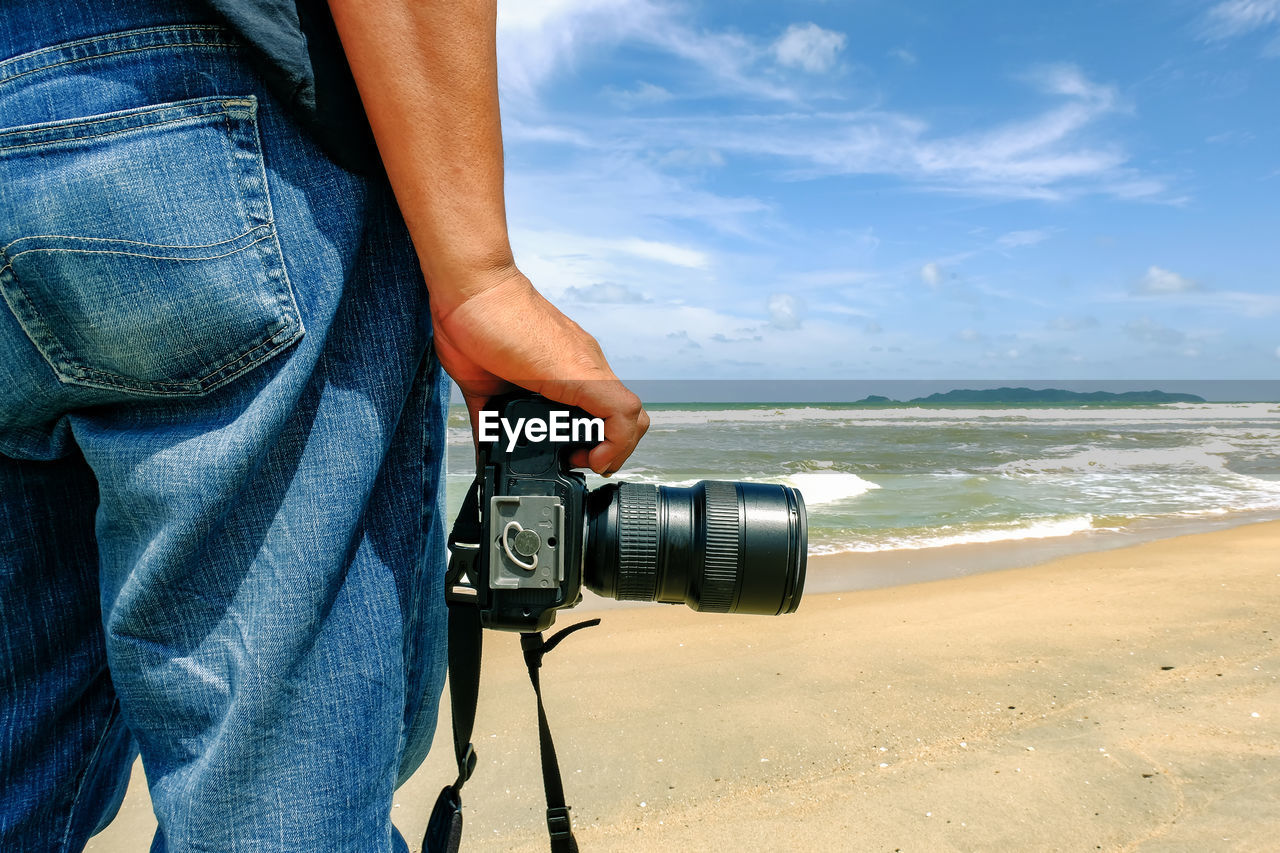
[995,444,1233,475]
[813,515,1097,554]
[784,471,880,506]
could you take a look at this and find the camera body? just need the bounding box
[455,394,594,631]
[447,392,809,633]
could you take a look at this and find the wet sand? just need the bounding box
[90,520,1280,851]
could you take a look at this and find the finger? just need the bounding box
[536,381,645,474]
[566,409,642,475]
[587,403,649,475]
[566,447,592,470]
[464,394,485,442]
[461,382,510,444]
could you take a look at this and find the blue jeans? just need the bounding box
[0,6,450,851]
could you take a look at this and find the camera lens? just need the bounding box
[585,480,807,614]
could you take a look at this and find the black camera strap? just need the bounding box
[425,480,599,853]
[424,484,484,853]
[422,598,482,852]
[520,619,600,853]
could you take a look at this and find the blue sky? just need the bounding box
[494,0,1279,380]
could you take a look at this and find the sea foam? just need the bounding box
[812,515,1098,554]
[784,471,881,506]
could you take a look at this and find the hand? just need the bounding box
[430,267,649,476]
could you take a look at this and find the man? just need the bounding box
[0,0,646,849]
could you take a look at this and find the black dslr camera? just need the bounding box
[446,393,808,631]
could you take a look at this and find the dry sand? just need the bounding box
[89,521,1280,852]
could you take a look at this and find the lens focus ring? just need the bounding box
[616,483,659,600]
[699,481,740,612]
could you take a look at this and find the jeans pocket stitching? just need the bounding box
[0,99,251,155]
[0,259,80,376]
[0,97,226,142]
[0,94,306,397]
[0,243,303,395]
[229,96,308,362]
[3,228,274,269]
[1,224,272,256]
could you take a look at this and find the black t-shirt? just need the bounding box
[200,0,379,173]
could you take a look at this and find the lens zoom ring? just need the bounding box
[700,481,740,612]
[616,483,659,600]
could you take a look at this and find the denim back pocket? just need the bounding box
[0,95,303,396]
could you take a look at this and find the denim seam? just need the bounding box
[0,260,80,377]
[59,698,123,853]
[1,229,299,394]
[55,323,299,395]
[190,324,301,391]
[0,30,234,88]
[229,95,308,355]
[0,110,245,154]
[0,232,276,273]
[221,111,251,230]
[0,24,226,75]
[0,43,234,89]
[400,348,431,759]
[2,225,271,254]
[0,97,249,142]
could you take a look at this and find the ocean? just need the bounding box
[446,401,1280,565]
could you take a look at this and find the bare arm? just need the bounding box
[327,0,647,474]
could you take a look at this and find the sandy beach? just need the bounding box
[89,520,1280,852]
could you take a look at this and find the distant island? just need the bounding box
[854,387,1206,405]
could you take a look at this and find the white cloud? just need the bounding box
[787,268,877,288]
[666,330,701,349]
[507,155,769,243]
[1137,265,1199,294]
[772,23,847,73]
[608,238,708,269]
[607,81,674,107]
[503,118,593,146]
[1027,64,1116,104]
[1210,291,1280,316]
[584,64,1153,201]
[711,330,764,344]
[656,148,726,169]
[914,65,1122,192]
[889,48,917,65]
[496,0,654,101]
[488,4,1235,378]
[1202,0,1280,39]
[497,0,797,105]
[997,229,1050,248]
[1275,345,1280,358]
[1107,179,1173,201]
[1048,315,1099,331]
[510,228,713,306]
[563,282,651,303]
[920,262,942,287]
[1104,286,1280,317]
[767,293,804,329]
[498,1,1156,202]
[1124,317,1186,346]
